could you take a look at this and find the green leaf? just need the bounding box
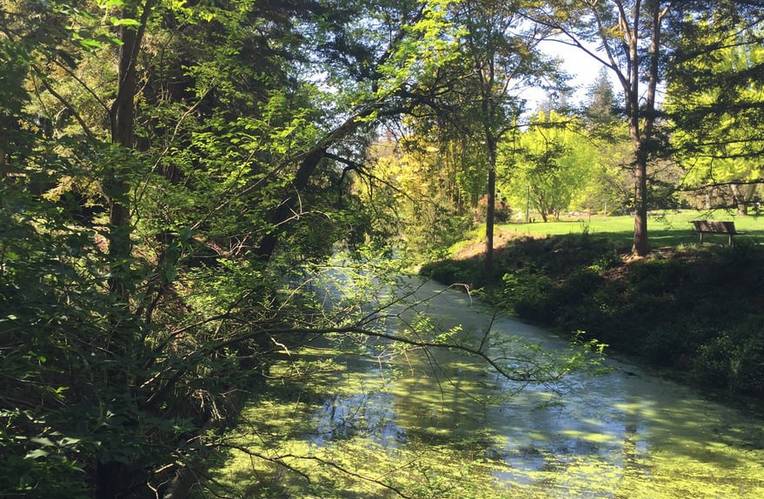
[96,0,125,8]
[59,437,82,447]
[30,437,55,447]
[111,17,142,28]
[78,38,104,50]
[25,449,50,460]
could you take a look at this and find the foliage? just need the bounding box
[3,0,764,496]
[665,15,764,212]
[359,136,474,261]
[500,111,596,221]
[0,0,475,495]
[424,230,764,395]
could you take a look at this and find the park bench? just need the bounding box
[690,220,740,246]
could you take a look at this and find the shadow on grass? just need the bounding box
[585,228,764,249]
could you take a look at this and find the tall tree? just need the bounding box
[526,0,673,256]
[586,67,617,125]
[419,0,555,271]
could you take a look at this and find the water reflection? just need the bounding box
[313,391,405,447]
[220,279,764,497]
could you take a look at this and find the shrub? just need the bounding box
[501,270,554,319]
[475,195,512,223]
[424,233,764,396]
[693,320,764,395]
[641,326,689,366]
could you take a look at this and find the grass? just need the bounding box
[453,210,764,255]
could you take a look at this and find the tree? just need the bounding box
[526,0,673,256]
[414,0,556,271]
[586,67,617,125]
[0,0,505,496]
[665,8,764,213]
[527,0,764,252]
[361,134,474,258]
[502,111,594,221]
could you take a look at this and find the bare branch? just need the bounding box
[31,64,97,140]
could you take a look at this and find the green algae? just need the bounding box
[206,281,764,498]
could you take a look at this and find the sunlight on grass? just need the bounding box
[497,210,764,246]
[450,210,764,256]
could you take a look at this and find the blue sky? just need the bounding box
[527,38,667,112]
[524,38,618,110]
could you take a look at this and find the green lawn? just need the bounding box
[476,210,764,249]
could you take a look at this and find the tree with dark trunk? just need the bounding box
[444,0,554,272]
[97,1,157,496]
[106,0,156,299]
[526,0,671,256]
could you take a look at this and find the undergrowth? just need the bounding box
[422,235,764,396]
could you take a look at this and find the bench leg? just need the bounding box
[729,234,734,247]
[699,232,704,245]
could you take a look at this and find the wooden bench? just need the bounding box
[690,220,740,246]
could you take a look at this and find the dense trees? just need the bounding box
[522,1,764,254]
[1,0,762,496]
[0,0,463,495]
[502,112,594,222]
[371,0,762,252]
[445,0,555,271]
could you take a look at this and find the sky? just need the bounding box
[523,38,620,110]
[526,38,668,111]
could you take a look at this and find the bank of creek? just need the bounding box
[208,278,764,498]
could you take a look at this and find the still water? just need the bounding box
[212,278,764,498]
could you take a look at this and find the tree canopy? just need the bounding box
[1,0,762,497]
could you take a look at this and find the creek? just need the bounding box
[211,277,764,498]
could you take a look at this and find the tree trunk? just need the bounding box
[484,137,497,273]
[632,143,649,256]
[254,147,326,260]
[96,2,155,497]
[106,0,154,299]
[631,0,662,257]
[0,145,7,179]
[626,104,650,257]
[627,84,650,257]
[252,102,388,261]
[730,184,750,215]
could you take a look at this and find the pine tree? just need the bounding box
[586,68,616,124]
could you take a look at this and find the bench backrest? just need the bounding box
[691,220,736,234]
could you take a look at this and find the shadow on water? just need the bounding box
[212,281,764,498]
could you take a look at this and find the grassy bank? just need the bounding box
[422,213,764,397]
[451,210,764,257]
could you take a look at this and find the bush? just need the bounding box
[420,259,481,286]
[501,270,554,319]
[641,326,689,366]
[424,233,764,397]
[693,320,764,395]
[475,195,512,223]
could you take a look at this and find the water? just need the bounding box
[213,278,764,498]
